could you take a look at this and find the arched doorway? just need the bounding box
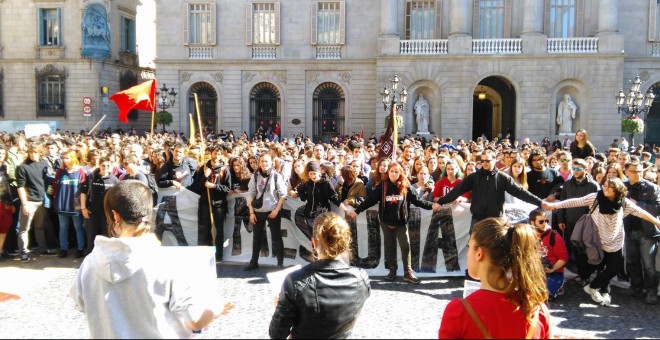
[313,82,345,142]
[645,82,660,147]
[472,76,516,141]
[250,82,280,138]
[188,82,218,131]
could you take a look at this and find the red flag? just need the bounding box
[360,126,364,139]
[109,80,156,123]
[378,106,397,161]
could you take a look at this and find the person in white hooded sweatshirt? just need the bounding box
[70,180,220,338]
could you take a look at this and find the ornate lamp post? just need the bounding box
[156,83,177,111]
[616,74,654,146]
[379,74,407,147]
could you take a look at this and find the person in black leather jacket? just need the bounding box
[269,212,370,339]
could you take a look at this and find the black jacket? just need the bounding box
[437,168,543,220]
[625,179,660,237]
[269,259,371,339]
[355,180,433,227]
[295,179,341,218]
[156,157,196,189]
[190,160,230,202]
[557,175,599,225]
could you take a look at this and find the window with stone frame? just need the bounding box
[120,15,136,53]
[246,2,280,45]
[183,2,216,45]
[311,1,345,45]
[38,8,61,46]
[472,0,511,39]
[649,0,660,41]
[36,64,66,117]
[405,1,437,40]
[545,0,584,38]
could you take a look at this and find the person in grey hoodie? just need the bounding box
[70,180,220,338]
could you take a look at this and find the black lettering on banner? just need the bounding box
[155,195,188,246]
[232,197,250,256]
[279,208,300,260]
[349,210,381,268]
[408,207,421,272]
[420,208,460,272]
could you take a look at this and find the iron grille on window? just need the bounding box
[37,72,65,117]
[189,82,218,130]
[250,82,280,139]
[313,82,344,142]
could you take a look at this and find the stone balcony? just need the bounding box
[391,37,602,55]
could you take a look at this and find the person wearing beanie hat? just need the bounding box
[289,161,348,238]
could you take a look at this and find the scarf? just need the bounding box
[596,190,623,214]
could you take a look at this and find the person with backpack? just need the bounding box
[51,150,88,258]
[529,209,568,301]
[79,157,119,255]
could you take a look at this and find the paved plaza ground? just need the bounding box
[0,255,658,339]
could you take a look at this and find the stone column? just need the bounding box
[449,0,470,36]
[597,0,618,35]
[522,0,544,35]
[380,0,397,35]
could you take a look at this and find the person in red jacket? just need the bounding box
[530,209,569,300]
[439,218,552,339]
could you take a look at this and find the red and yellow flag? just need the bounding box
[109,79,157,123]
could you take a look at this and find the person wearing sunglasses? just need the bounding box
[557,158,598,283]
[530,209,568,301]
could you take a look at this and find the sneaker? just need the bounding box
[20,252,29,263]
[57,250,68,258]
[1,251,15,259]
[244,262,259,271]
[41,249,59,257]
[76,250,85,258]
[386,268,396,281]
[403,269,421,284]
[600,292,612,306]
[630,287,646,298]
[557,287,565,296]
[583,285,604,304]
[645,292,658,305]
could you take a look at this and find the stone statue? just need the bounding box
[414,94,430,133]
[556,94,577,134]
[81,4,111,60]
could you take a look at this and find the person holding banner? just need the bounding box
[70,180,221,338]
[245,154,288,270]
[269,212,371,339]
[438,218,552,338]
[157,142,196,190]
[346,162,441,284]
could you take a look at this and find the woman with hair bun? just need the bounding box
[269,212,371,339]
[439,218,553,339]
[70,180,221,338]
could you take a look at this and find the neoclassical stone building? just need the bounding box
[0,0,152,133]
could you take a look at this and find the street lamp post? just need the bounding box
[156,84,177,111]
[379,74,408,150]
[616,74,655,146]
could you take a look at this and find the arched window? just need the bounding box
[250,82,280,138]
[189,82,218,130]
[313,82,344,142]
[645,82,660,146]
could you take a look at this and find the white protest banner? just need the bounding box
[154,187,201,246]
[24,124,52,138]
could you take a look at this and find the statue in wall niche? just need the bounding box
[80,4,111,60]
[556,94,577,134]
[414,94,430,133]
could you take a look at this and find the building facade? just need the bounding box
[0,0,152,134]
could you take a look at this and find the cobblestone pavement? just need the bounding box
[1,255,658,339]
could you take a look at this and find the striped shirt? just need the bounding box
[554,192,646,252]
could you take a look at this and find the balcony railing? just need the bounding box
[652,42,660,57]
[400,39,449,55]
[472,39,522,54]
[188,46,214,59]
[316,45,342,59]
[547,37,598,53]
[252,46,276,59]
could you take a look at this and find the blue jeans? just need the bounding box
[59,213,85,251]
[625,228,659,294]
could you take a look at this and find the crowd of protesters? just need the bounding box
[1,125,660,337]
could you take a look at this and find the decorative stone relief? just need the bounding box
[307,72,319,83]
[213,72,223,83]
[639,70,650,82]
[244,72,255,83]
[275,72,286,84]
[338,72,351,84]
[181,72,192,83]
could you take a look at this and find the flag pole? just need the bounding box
[87,115,107,136]
[151,109,155,138]
[194,93,216,243]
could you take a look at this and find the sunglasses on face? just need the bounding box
[536,219,549,224]
[571,167,584,171]
[560,158,571,162]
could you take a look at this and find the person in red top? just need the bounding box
[530,209,569,300]
[439,218,552,339]
[432,160,469,203]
